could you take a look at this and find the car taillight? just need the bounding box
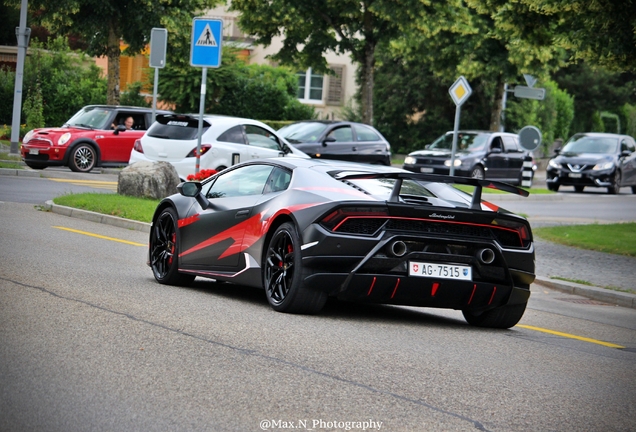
[493,218,532,248]
[320,207,389,232]
[133,139,143,154]
[186,144,211,157]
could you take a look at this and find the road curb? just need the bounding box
[534,276,636,309]
[44,200,151,233]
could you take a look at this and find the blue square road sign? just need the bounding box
[190,18,223,68]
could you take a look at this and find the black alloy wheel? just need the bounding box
[462,303,527,329]
[263,222,327,314]
[470,166,485,180]
[608,170,621,194]
[150,207,195,286]
[69,143,97,172]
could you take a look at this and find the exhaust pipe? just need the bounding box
[477,248,495,264]
[388,240,408,257]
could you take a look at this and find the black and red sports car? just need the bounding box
[149,158,535,328]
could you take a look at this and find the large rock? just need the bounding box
[117,161,180,199]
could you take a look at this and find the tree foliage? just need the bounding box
[229,0,432,125]
[16,0,221,104]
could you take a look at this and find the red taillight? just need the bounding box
[186,144,211,158]
[320,207,389,231]
[133,139,143,154]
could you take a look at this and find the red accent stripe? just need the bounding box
[488,286,497,305]
[367,277,377,296]
[431,282,440,297]
[467,284,477,304]
[390,278,401,299]
[178,214,200,228]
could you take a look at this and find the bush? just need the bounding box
[120,82,150,107]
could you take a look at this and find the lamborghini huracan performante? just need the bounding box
[148,158,535,329]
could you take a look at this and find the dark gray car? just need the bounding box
[278,120,392,165]
[403,131,533,186]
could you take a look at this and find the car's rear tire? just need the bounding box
[632,186,636,194]
[25,162,46,170]
[547,183,560,192]
[149,207,195,286]
[470,166,485,180]
[263,222,327,314]
[69,143,97,173]
[608,170,621,194]
[574,185,585,192]
[462,302,527,329]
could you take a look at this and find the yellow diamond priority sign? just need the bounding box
[449,76,472,106]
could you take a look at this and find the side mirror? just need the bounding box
[554,148,561,155]
[177,181,213,210]
[621,150,632,157]
[489,147,502,154]
[113,124,126,135]
[322,136,336,147]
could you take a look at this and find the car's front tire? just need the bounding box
[69,143,97,173]
[263,222,327,314]
[547,183,560,192]
[608,170,621,194]
[462,302,527,329]
[150,207,195,286]
[470,166,485,180]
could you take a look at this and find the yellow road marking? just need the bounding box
[517,324,625,348]
[48,178,117,190]
[53,226,146,247]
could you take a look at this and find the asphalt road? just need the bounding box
[1,201,635,432]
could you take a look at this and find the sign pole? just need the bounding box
[152,68,159,122]
[450,105,461,176]
[196,67,207,175]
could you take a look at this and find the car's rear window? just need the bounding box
[147,116,209,140]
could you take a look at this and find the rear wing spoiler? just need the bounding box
[336,172,529,210]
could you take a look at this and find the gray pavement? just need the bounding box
[1,161,635,309]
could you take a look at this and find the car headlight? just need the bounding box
[593,161,614,171]
[444,159,462,167]
[57,132,72,145]
[404,156,416,165]
[548,159,561,169]
[23,130,34,143]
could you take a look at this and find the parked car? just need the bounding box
[148,157,535,329]
[546,132,636,194]
[277,120,392,165]
[20,105,171,173]
[129,114,309,180]
[403,131,533,186]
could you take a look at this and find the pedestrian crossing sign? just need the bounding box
[190,18,223,68]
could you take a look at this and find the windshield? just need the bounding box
[278,122,328,143]
[65,107,112,129]
[561,136,619,154]
[429,133,487,152]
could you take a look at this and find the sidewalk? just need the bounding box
[2,164,635,309]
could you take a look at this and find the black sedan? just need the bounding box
[403,131,534,186]
[546,132,636,193]
[278,120,392,165]
[148,158,535,329]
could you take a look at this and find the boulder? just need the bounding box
[117,161,180,199]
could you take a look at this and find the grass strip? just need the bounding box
[534,223,636,257]
[53,192,160,223]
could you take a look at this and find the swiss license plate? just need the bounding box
[420,167,434,173]
[29,149,39,155]
[568,173,582,178]
[409,261,472,281]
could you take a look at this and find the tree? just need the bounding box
[18,0,220,105]
[229,0,430,125]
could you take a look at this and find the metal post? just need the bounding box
[449,105,461,176]
[10,0,30,155]
[151,67,159,124]
[195,67,207,175]
[500,83,508,132]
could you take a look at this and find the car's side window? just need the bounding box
[264,167,292,194]
[328,126,354,142]
[245,125,281,150]
[490,137,503,151]
[502,136,519,152]
[204,164,274,199]
[353,124,381,142]
[218,125,247,144]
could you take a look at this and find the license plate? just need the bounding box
[420,167,434,173]
[568,173,582,178]
[29,149,39,155]
[409,261,472,281]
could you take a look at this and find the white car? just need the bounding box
[129,114,309,180]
